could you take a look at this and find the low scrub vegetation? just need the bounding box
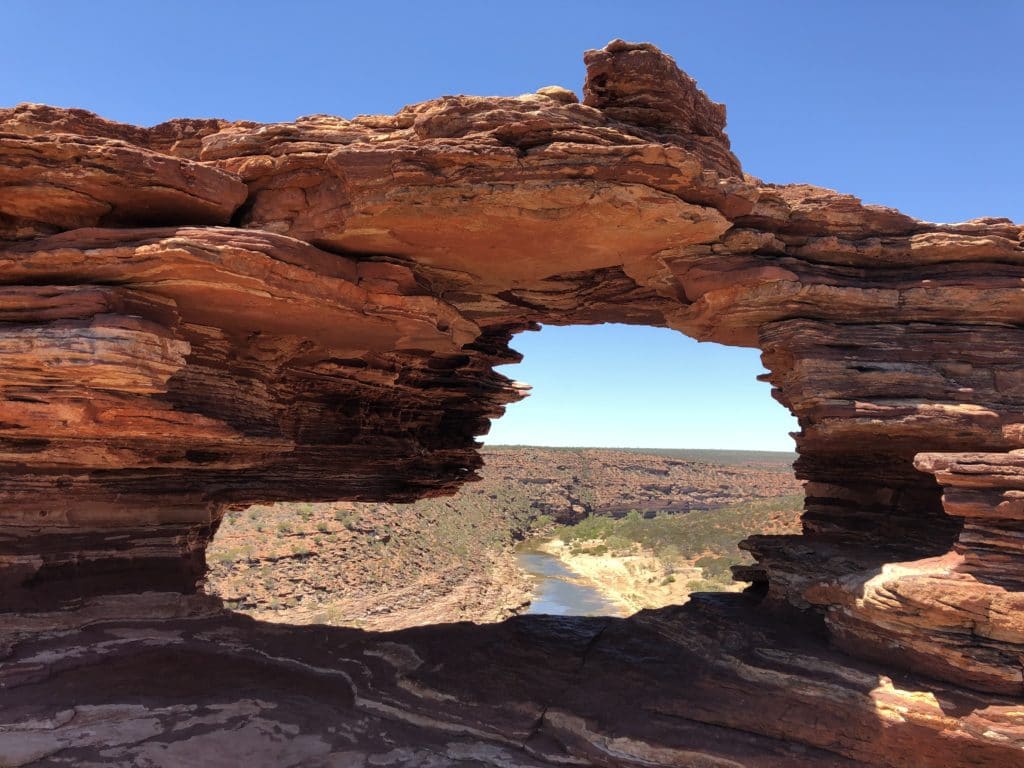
[207,447,801,624]
[553,495,803,590]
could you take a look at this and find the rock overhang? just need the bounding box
[1,38,1023,766]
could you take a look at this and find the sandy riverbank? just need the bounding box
[536,538,720,613]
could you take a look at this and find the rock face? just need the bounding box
[1,39,1022,766]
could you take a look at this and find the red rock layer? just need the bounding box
[1,38,1022,765]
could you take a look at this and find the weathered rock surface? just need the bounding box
[1,38,1022,765]
[3,593,1023,768]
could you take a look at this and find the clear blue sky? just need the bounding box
[4,2,1020,451]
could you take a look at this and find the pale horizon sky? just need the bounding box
[485,325,799,452]
[4,2,1020,452]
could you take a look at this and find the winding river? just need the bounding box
[516,548,627,616]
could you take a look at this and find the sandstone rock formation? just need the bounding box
[1,40,1022,766]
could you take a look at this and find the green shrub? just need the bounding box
[531,514,553,531]
[695,554,733,582]
[556,514,614,543]
[211,548,240,565]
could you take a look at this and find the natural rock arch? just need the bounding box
[2,40,1023,766]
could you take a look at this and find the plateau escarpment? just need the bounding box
[1,40,1023,767]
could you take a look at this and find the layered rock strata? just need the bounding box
[1,40,1022,765]
[3,594,1023,768]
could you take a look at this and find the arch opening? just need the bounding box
[203,316,968,634]
[206,323,810,626]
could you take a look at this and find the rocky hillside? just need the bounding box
[479,446,799,521]
[207,446,800,629]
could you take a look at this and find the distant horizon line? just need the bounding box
[481,443,797,456]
